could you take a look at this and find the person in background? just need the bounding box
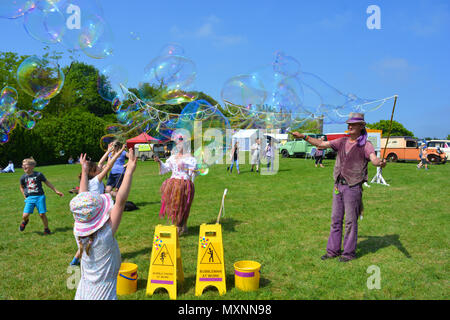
[228,141,240,174]
[265,137,275,172]
[1,160,15,173]
[105,140,129,197]
[250,138,261,173]
[19,157,64,235]
[417,146,429,170]
[292,112,386,262]
[314,137,326,168]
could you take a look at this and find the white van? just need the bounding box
[427,140,450,160]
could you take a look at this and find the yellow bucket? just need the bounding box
[233,260,261,291]
[117,263,138,295]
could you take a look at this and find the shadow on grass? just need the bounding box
[133,201,160,208]
[32,226,72,236]
[357,234,411,258]
[122,247,152,260]
[179,272,271,295]
[181,218,242,239]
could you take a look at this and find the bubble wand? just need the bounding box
[216,189,228,224]
[381,95,398,160]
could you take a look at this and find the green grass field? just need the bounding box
[0,155,448,300]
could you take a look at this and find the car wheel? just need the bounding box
[427,154,439,164]
[387,153,398,162]
[281,150,290,158]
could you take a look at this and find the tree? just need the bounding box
[46,61,113,117]
[447,134,450,140]
[366,120,414,137]
[0,111,107,166]
[0,51,33,111]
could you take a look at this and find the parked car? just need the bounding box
[279,133,336,159]
[381,136,447,164]
[427,140,450,160]
[134,143,166,161]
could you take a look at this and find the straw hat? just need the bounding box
[70,192,114,237]
[346,112,366,125]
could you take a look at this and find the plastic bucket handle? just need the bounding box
[119,272,138,281]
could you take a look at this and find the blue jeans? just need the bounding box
[229,160,239,172]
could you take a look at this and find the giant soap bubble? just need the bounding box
[139,54,198,104]
[23,4,66,44]
[16,55,64,100]
[222,51,396,129]
[0,0,35,19]
[0,86,19,113]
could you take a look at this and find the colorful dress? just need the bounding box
[159,155,197,226]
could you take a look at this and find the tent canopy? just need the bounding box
[126,133,161,149]
[233,129,258,138]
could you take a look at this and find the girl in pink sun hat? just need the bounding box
[70,150,137,300]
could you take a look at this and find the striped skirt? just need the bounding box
[159,178,195,226]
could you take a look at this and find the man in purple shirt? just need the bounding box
[293,113,386,262]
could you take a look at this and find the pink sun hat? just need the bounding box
[70,192,114,237]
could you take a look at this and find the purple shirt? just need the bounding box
[330,138,375,160]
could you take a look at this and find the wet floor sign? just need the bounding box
[195,223,226,296]
[146,225,184,300]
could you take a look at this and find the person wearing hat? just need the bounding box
[292,112,386,262]
[153,133,198,235]
[70,150,137,300]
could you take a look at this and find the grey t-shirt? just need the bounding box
[20,171,47,197]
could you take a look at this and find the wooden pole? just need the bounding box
[382,95,398,160]
[216,189,228,224]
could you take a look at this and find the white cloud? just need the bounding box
[170,15,246,47]
[371,58,417,81]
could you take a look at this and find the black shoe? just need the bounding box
[339,256,353,263]
[19,220,28,232]
[226,166,229,172]
[44,228,51,235]
[321,254,338,260]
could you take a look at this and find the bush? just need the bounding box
[0,111,107,166]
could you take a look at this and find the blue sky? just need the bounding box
[1,0,449,138]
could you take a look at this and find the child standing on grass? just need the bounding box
[69,143,127,266]
[417,147,429,170]
[19,157,64,235]
[70,150,137,300]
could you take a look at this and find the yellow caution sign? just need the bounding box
[146,225,183,300]
[195,223,226,296]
